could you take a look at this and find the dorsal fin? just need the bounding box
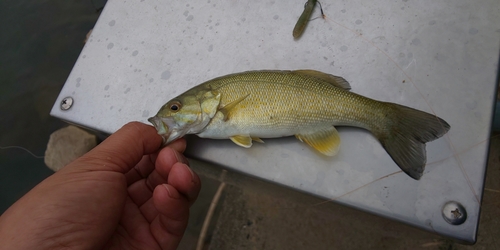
[293,70,351,90]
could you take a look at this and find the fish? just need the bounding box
[148,70,450,180]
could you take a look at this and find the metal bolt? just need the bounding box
[442,201,467,225]
[60,97,74,110]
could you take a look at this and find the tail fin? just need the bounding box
[375,104,450,180]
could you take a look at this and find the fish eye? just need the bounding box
[169,101,181,112]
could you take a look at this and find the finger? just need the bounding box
[118,197,157,246]
[127,147,187,207]
[130,162,200,222]
[132,162,199,223]
[125,138,186,185]
[155,147,194,199]
[125,154,157,185]
[151,184,190,249]
[138,198,159,223]
[128,170,167,207]
[76,122,162,173]
[166,138,187,154]
[167,163,201,205]
[155,147,189,178]
[130,162,197,223]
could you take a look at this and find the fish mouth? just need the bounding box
[148,116,171,144]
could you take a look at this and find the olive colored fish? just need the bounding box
[148,70,450,180]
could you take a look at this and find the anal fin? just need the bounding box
[230,135,253,148]
[295,126,341,156]
[251,137,264,143]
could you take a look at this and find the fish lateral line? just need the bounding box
[315,1,326,20]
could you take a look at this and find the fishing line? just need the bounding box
[314,132,497,206]
[0,146,45,159]
[426,133,500,167]
[312,132,498,208]
[322,8,481,203]
[310,1,326,21]
[310,171,401,207]
[317,1,325,19]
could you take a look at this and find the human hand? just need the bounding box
[0,122,201,250]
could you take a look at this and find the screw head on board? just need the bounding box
[60,97,74,110]
[442,201,467,225]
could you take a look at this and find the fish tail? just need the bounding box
[374,104,450,180]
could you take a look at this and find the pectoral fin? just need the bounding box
[230,135,253,148]
[295,126,341,156]
[219,94,250,121]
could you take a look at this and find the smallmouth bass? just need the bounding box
[148,70,450,180]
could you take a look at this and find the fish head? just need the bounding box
[148,89,221,145]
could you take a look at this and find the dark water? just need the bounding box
[0,0,106,212]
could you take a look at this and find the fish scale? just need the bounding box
[203,71,379,133]
[149,70,450,180]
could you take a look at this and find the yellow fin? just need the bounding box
[293,70,351,90]
[219,94,250,121]
[295,126,341,156]
[230,135,252,148]
[251,137,264,143]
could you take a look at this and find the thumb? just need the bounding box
[71,122,163,173]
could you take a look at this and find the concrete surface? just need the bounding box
[196,132,499,250]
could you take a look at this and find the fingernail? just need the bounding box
[174,151,189,165]
[163,184,180,199]
[163,184,172,197]
[162,184,178,198]
[183,164,196,181]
